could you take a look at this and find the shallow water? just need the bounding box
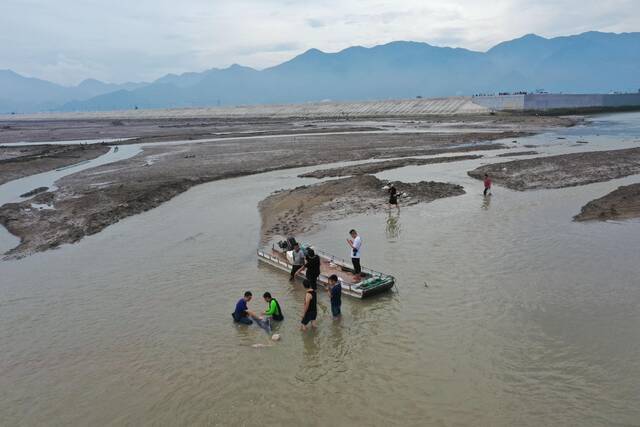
[1,113,640,426]
[0,145,142,206]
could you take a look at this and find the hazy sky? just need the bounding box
[1,0,638,85]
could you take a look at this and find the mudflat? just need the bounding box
[0,113,576,144]
[299,154,483,179]
[468,147,640,191]
[259,174,464,241]
[0,144,110,185]
[495,150,539,157]
[574,183,640,221]
[0,113,577,259]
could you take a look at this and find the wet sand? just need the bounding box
[2,111,640,427]
[259,174,464,241]
[0,113,576,144]
[496,150,539,157]
[0,128,530,258]
[574,183,640,221]
[299,154,483,178]
[0,144,110,185]
[0,112,578,259]
[468,147,640,191]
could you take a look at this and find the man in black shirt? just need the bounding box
[300,248,320,290]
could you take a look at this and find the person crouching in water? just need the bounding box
[483,173,492,196]
[300,279,318,331]
[232,291,258,325]
[388,184,399,211]
[327,274,342,320]
[263,292,284,323]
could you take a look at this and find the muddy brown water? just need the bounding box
[1,113,640,426]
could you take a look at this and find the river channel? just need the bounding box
[1,113,639,426]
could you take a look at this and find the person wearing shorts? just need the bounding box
[300,280,317,331]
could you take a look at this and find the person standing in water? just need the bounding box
[327,274,342,320]
[300,280,318,331]
[299,248,320,289]
[483,173,492,196]
[347,229,363,278]
[388,184,399,211]
[290,242,305,281]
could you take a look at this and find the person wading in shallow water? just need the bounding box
[300,279,318,331]
[347,229,363,279]
[483,173,492,196]
[327,274,342,320]
[299,248,320,289]
[290,242,305,281]
[388,184,400,211]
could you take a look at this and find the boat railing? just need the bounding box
[310,247,391,279]
[266,243,392,279]
[259,245,394,297]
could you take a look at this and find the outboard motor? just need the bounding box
[277,236,298,251]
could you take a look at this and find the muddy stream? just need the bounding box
[1,113,640,426]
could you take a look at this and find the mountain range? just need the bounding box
[2,31,639,113]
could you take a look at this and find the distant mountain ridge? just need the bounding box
[2,31,639,113]
[0,70,146,113]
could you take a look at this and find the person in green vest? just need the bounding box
[263,292,284,323]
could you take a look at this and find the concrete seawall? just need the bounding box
[473,93,640,111]
[0,97,489,121]
[3,93,639,121]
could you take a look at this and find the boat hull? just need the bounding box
[257,246,395,299]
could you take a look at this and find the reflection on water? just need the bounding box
[385,210,402,240]
[482,194,492,210]
[1,112,640,426]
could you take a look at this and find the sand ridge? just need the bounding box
[259,175,465,242]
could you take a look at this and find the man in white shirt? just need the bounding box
[290,242,306,281]
[347,229,363,277]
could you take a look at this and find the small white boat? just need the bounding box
[257,239,395,299]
